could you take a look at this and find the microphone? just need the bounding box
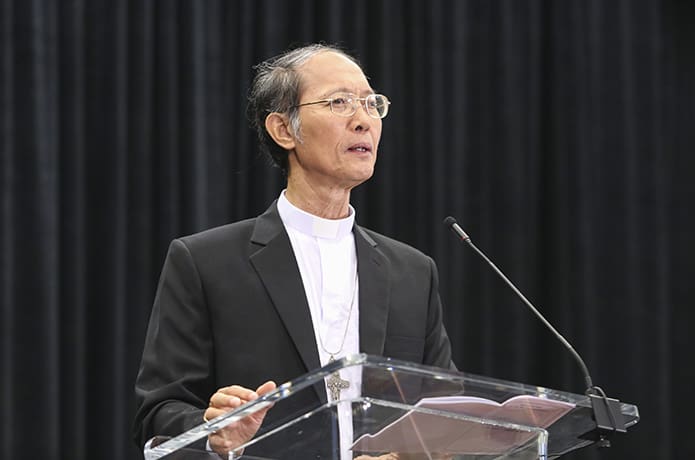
[443,216,626,442]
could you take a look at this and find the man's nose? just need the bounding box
[351,101,373,131]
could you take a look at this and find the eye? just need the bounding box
[331,96,349,106]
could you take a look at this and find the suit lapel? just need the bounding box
[355,226,390,356]
[248,202,322,379]
[248,204,391,403]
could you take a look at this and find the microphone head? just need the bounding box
[443,216,457,228]
[443,215,470,241]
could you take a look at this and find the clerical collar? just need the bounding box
[277,190,355,240]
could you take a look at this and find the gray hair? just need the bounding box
[247,44,360,175]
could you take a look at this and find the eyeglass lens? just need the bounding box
[330,93,389,118]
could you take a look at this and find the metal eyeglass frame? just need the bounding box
[294,92,391,119]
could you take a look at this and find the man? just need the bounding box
[133,44,455,458]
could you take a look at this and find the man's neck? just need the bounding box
[284,183,352,220]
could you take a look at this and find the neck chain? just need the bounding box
[317,268,358,359]
[319,268,358,401]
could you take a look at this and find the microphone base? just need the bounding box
[589,393,627,434]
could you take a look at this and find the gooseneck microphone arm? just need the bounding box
[443,216,627,445]
[442,216,594,391]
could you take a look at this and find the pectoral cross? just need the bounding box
[327,371,350,401]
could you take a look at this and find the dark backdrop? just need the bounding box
[2,1,693,459]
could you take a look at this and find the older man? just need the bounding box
[133,43,455,458]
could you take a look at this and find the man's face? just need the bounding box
[288,51,382,190]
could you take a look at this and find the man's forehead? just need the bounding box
[297,51,372,95]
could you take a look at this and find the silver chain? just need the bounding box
[316,268,358,357]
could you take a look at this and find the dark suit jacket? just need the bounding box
[133,201,454,453]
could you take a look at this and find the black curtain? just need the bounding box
[1,1,693,459]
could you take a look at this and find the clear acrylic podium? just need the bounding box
[143,354,639,460]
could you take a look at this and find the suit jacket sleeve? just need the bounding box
[132,238,214,448]
[423,256,457,371]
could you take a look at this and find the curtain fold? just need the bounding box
[1,1,693,458]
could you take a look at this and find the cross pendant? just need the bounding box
[327,371,350,401]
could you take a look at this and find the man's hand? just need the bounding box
[204,381,277,456]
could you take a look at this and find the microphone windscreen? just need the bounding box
[443,216,457,228]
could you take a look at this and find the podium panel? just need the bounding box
[143,354,639,460]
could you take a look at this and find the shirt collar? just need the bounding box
[277,190,355,240]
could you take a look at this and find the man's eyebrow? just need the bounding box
[320,87,376,98]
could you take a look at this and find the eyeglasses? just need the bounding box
[294,92,391,119]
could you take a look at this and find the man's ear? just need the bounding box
[265,113,297,151]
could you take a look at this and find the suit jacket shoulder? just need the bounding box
[356,226,434,264]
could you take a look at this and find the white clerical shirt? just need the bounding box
[277,191,361,458]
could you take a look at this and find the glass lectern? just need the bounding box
[143,354,639,460]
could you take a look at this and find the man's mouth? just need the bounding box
[348,143,372,153]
